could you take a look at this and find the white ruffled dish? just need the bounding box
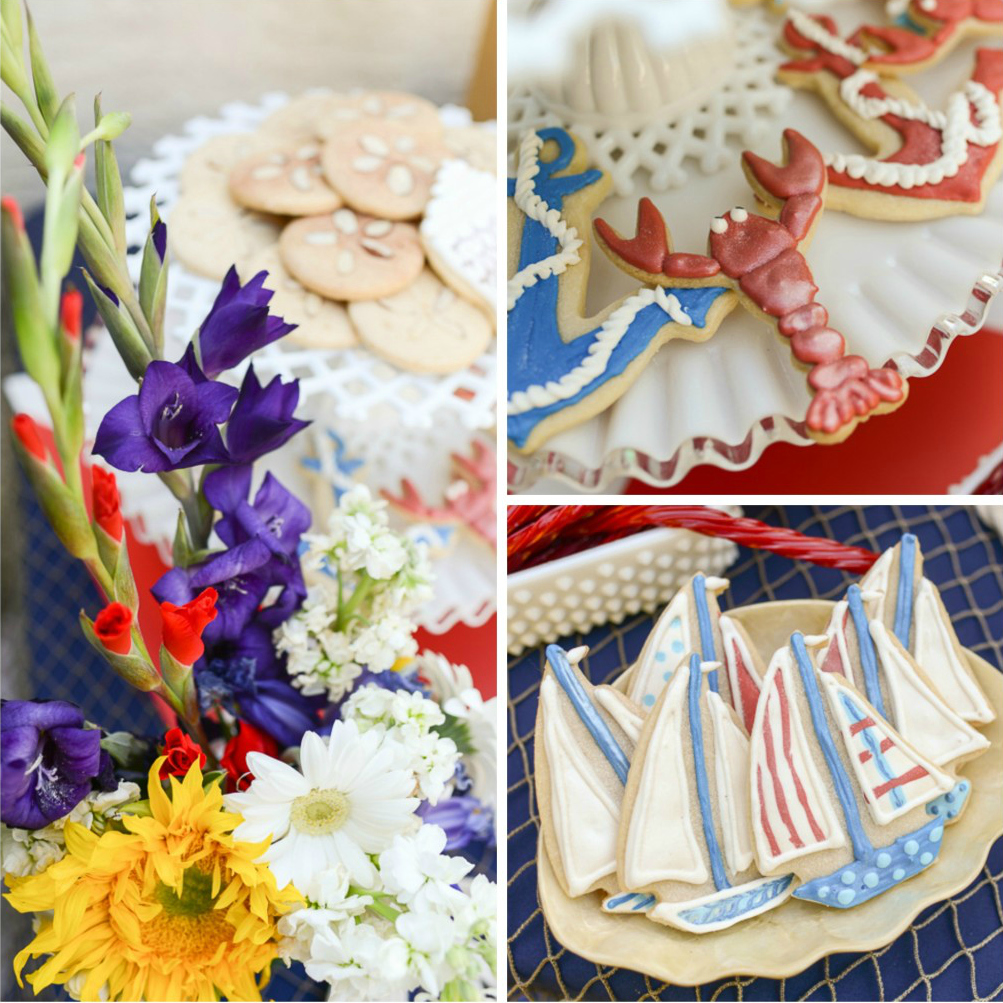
[508,3,1003,493]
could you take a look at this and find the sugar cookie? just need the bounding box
[443,125,497,174]
[278,209,423,301]
[348,268,492,374]
[259,91,339,141]
[321,123,449,220]
[229,142,342,216]
[241,244,357,350]
[420,160,496,318]
[180,133,285,197]
[317,90,443,139]
[170,194,282,281]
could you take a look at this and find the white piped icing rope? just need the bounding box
[507,131,584,311]
[785,10,866,65]
[826,74,1002,188]
[508,286,692,415]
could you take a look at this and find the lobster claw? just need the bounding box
[594,198,669,276]
[743,129,827,209]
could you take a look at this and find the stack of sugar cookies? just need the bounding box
[171,90,496,375]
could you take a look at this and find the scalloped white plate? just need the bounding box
[508,3,1003,493]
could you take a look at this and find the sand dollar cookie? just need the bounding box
[242,244,357,350]
[348,268,492,374]
[170,194,282,280]
[259,91,339,141]
[420,160,496,317]
[444,125,497,174]
[229,142,342,215]
[321,123,449,220]
[180,133,284,196]
[317,90,443,139]
[279,208,424,301]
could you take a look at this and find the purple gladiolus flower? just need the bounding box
[418,795,495,852]
[94,360,236,472]
[204,465,310,559]
[225,366,310,464]
[188,266,296,379]
[1,700,108,829]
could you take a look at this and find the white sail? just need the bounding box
[593,686,644,744]
[621,661,707,888]
[719,614,762,733]
[913,579,995,724]
[627,588,691,710]
[870,621,989,767]
[749,648,846,870]
[818,670,954,825]
[819,600,859,689]
[540,675,620,895]
[859,547,892,595]
[708,692,754,873]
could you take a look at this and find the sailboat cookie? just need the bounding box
[856,533,996,725]
[612,655,795,932]
[535,645,644,899]
[751,632,969,908]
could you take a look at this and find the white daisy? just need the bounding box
[225,721,419,890]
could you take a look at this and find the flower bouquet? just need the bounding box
[0,3,497,1000]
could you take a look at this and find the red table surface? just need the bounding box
[627,330,1003,495]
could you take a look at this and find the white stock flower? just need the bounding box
[444,688,497,810]
[379,825,472,907]
[225,722,419,891]
[352,614,418,672]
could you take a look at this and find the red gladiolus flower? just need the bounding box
[221,720,279,792]
[158,726,206,779]
[11,414,47,462]
[1,196,24,231]
[94,602,133,655]
[60,288,83,341]
[91,466,124,541]
[159,587,218,665]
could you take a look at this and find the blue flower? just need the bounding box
[419,794,495,852]
[0,700,111,829]
[187,266,296,379]
[225,366,310,465]
[93,360,235,472]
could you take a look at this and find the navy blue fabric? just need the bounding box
[507,506,1003,1001]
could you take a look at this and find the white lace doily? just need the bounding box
[508,5,792,196]
[121,93,495,432]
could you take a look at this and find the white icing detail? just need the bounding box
[703,576,730,591]
[352,155,383,173]
[593,687,644,744]
[821,600,858,689]
[622,662,708,889]
[507,131,584,311]
[870,620,989,766]
[359,133,390,156]
[395,135,416,153]
[297,144,320,159]
[567,645,590,665]
[250,164,283,180]
[362,97,382,115]
[719,614,761,730]
[627,588,691,709]
[289,166,314,191]
[267,152,287,165]
[749,646,846,870]
[648,874,794,933]
[364,219,393,237]
[802,635,829,647]
[786,10,866,65]
[336,249,355,274]
[826,72,1002,189]
[710,217,728,234]
[386,163,415,196]
[541,675,620,896]
[919,0,937,10]
[859,548,893,595]
[507,285,691,415]
[332,209,358,234]
[409,156,436,173]
[858,590,884,602]
[730,207,749,223]
[360,238,393,258]
[708,692,755,874]
[913,578,995,724]
[304,231,338,245]
[818,669,954,825]
[701,660,723,673]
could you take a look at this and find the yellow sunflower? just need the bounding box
[5,755,301,1002]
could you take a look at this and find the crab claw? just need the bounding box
[743,129,826,209]
[594,198,669,276]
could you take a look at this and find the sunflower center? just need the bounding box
[291,789,350,834]
[143,864,231,960]
[155,865,215,917]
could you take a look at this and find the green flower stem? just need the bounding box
[336,572,376,631]
[159,468,213,551]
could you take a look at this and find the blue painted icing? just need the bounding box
[847,584,888,718]
[300,430,365,502]
[925,778,970,821]
[793,810,950,908]
[687,654,730,891]
[837,691,905,810]
[602,892,656,913]
[692,574,720,693]
[643,694,655,708]
[507,127,728,447]
[546,644,631,785]
[791,632,873,859]
[893,533,917,646]
[675,874,794,927]
[655,651,667,663]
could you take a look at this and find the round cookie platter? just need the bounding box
[536,598,1003,984]
[506,1,1003,492]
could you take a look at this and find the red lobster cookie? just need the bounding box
[595,129,908,444]
[779,10,1003,220]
